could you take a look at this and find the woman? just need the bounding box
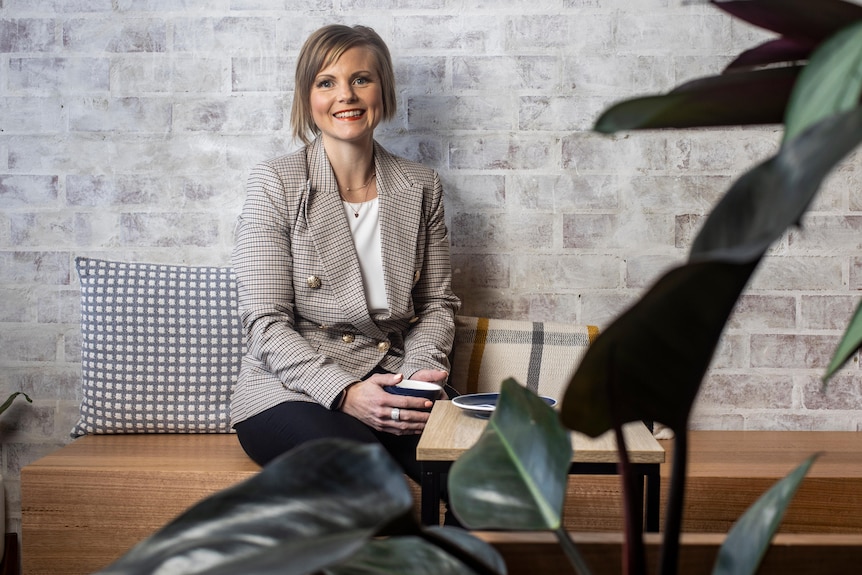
[230,24,460,482]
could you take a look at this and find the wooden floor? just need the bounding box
[20,430,862,575]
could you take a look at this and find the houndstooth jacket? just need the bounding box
[229,137,461,426]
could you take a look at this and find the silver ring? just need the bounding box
[391,407,400,421]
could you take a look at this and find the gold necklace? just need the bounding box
[341,173,376,218]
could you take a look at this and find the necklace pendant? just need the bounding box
[354,212,359,218]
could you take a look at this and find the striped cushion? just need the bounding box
[450,316,599,401]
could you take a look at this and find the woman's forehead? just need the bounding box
[319,45,377,74]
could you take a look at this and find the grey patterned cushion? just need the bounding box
[72,257,243,435]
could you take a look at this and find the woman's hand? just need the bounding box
[407,369,448,399]
[340,373,433,435]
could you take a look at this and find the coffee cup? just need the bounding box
[383,379,443,402]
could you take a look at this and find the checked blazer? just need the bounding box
[230,137,461,426]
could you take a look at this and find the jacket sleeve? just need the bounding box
[232,160,358,409]
[400,170,461,378]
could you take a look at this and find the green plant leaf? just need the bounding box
[712,0,862,44]
[0,391,32,416]
[594,66,798,133]
[692,105,862,262]
[823,299,862,383]
[419,527,509,574]
[448,379,572,530]
[784,20,862,142]
[96,439,418,575]
[712,453,820,575]
[325,530,506,575]
[561,260,756,437]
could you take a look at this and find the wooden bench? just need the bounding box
[22,435,257,575]
[478,532,862,575]
[21,429,862,574]
[663,430,862,534]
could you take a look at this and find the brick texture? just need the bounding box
[2,0,862,537]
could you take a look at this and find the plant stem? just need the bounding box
[614,422,645,575]
[555,526,593,575]
[658,429,688,575]
[606,345,645,575]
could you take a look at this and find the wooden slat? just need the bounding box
[677,431,862,478]
[417,400,665,463]
[22,434,259,473]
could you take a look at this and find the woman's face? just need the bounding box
[310,46,383,147]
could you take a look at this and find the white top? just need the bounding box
[343,197,389,313]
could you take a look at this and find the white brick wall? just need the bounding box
[2,0,862,534]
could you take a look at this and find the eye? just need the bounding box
[315,79,333,89]
[353,76,370,86]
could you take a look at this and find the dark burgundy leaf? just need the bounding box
[712,0,862,44]
[724,37,815,70]
[595,66,799,132]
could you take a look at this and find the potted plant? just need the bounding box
[0,392,32,565]
[90,1,862,573]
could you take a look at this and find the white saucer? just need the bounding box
[451,392,557,418]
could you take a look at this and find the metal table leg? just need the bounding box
[644,464,661,532]
[420,463,443,525]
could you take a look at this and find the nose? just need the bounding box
[337,82,356,102]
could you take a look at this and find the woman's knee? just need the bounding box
[235,401,377,465]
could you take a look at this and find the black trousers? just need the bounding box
[234,400,423,482]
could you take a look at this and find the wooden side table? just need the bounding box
[416,400,665,531]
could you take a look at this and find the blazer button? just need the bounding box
[342,333,355,344]
[307,275,321,289]
[409,316,420,324]
[413,270,421,283]
[377,341,390,353]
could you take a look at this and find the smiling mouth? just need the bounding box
[334,110,364,119]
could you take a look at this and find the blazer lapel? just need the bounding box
[304,139,387,339]
[375,143,422,319]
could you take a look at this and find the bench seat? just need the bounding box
[22,430,862,574]
[22,435,258,575]
[663,430,862,534]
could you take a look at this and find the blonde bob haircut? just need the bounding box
[292,25,397,145]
